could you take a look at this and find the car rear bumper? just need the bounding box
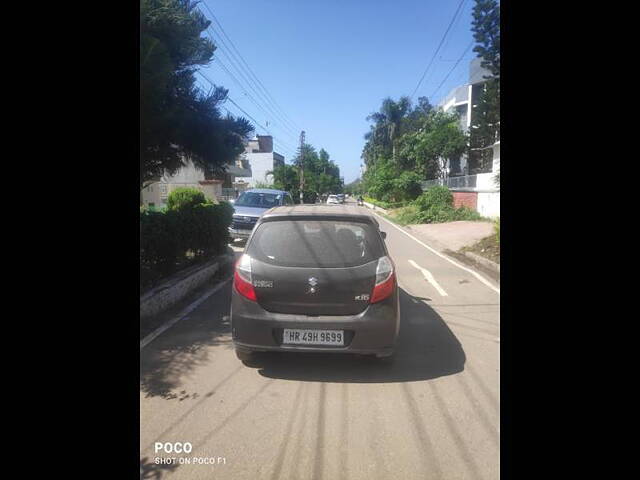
[231,290,400,355]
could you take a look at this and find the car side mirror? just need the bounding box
[380,231,387,240]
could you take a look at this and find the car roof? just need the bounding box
[260,204,380,225]
[243,188,288,195]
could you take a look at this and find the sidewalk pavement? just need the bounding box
[402,220,494,253]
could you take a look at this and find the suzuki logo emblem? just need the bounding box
[308,277,318,294]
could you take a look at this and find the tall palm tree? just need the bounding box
[366,96,411,162]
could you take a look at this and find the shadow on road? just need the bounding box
[140,255,241,400]
[140,457,178,479]
[252,288,466,383]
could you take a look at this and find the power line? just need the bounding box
[423,0,471,94]
[203,1,301,133]
[201,22,300,143]
[194,5,300,142]
[200,2,302,134]
[211,55,299,143]
[410,0,467,100]
[440,0,470,58]
[429,41,474,103]
[204,23,300,141]
[195,70,298,156]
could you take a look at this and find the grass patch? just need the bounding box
[390,203,488,225]
[461,234,500,264]
[363,196,408,210]
[376,186,487,225]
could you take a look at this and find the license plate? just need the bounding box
[282,329,344,346]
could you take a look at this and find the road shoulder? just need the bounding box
[140,261,233,343]
[369,208,501,291]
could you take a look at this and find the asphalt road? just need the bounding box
[140,203,500,480]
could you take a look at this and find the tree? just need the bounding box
[365,96,412,163]
[403,96,434,134]
[286,143,342,201]
[362,159,398,203]
[140,0,253,190]
[344,178,363,196]
[398,110,468,180]
[471,0,500,76]
[392,171,423,202]
[270,164,300,199]
[469,0,500,177]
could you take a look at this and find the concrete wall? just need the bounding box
[475,172,499,191]
[477,192,500,219]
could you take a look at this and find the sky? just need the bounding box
[196,0,477,184]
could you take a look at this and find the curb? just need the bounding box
[140,248,235,319]
[463,251,500,274]
[140,277,232,351]
[362,201,390,215]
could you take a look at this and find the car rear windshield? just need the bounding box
[235,192,281,208]
[247,219,385,268]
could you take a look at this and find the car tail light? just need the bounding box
[233,254,257,301]
[370,256,395,303]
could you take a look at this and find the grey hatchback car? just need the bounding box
[231,204,400,363]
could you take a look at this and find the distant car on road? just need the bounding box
[229,189,294,241]
[231,204,399,364]
[336,194,345,203]
[326,195,340,205]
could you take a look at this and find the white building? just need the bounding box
[424,57,500,218]
[237,135,285,188]
[438,57,498,177]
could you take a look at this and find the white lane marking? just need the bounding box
[374,211,500,294]
[140,278,232,351]
[408,259,448,296]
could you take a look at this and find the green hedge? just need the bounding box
[140,199,233,289]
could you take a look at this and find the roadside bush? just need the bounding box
[140,199,233,290]
[414,185,453,211]
[393,204,421,225]
[166,187,207,211]
[140,210,181,283]
[392,186,484,224]
[454,206,483,221]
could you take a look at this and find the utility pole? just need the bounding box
[298,130,305,204]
